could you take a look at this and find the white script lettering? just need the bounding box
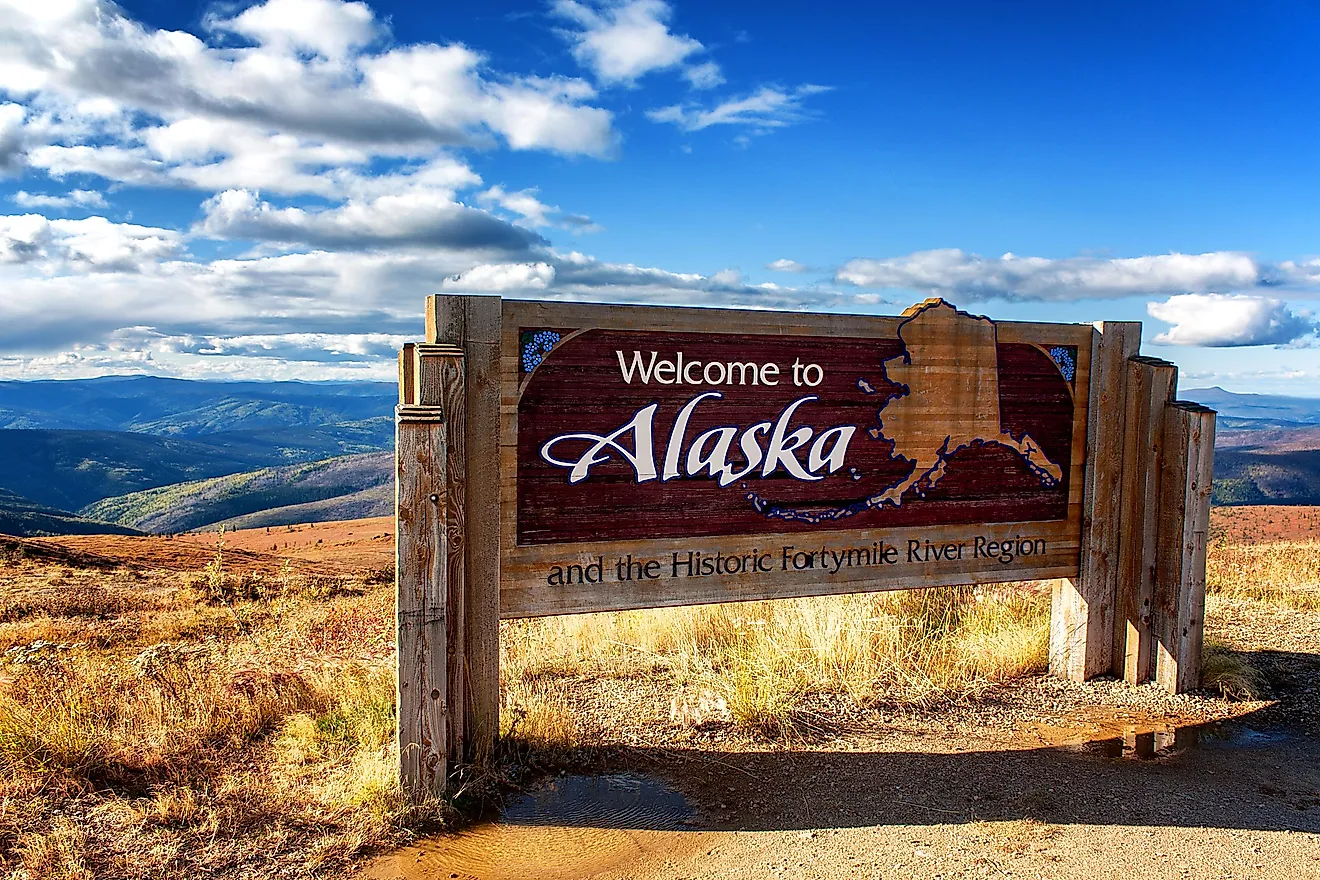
[539,393,854,486]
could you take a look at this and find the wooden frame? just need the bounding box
[395,294,1216,798]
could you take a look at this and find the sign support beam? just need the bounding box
[396,342,467,801]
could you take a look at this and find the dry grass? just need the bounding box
[1201,638,1262,700]
[1206,536,1320,611]
[0,547,435,880]
[501,583,1050,741]
[4,516,1316,877]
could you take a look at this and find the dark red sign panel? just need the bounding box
[515,303,1079,546]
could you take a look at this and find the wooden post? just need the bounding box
[427,295,502,763]
[1152,401,1215,693]
[1050,321,1141,681]
[1113,356,1177,683]
[396,343,465,800]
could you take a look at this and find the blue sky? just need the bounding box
[1,0,1319,391]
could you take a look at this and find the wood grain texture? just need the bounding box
[492,297,1093,618]
[1051,321,1140,682]
[428,294,501,763]
[1114,356,1177,682]
[1153,401,1215,694]
[395,405,448,799]
[425,349,467,764]
[399,343,415,406]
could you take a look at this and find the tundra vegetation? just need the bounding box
[0,508,1310,879]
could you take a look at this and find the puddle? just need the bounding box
[1020,710,1289,761]
[363,773,698,880]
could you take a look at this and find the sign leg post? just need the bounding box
[426,295,501,765]
[1153,402,1215,693]
[396,343,466,801]
[1050,321,1141,681]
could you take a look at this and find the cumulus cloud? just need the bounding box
[0,0,617,178]
[477,185,601,232]
[1148,294,1318,347]
[767,258,807,273]
[0,215,181,271]
[835,249,1267,301]
[647,85,830,132]
[0,0,836,380]
[214,0,380,59]
[442,262,557,292]
[196,188,544,253]
[11,189,107,209]
[0,103,26,174]
[683,61,724,90]
[553,0,714,87]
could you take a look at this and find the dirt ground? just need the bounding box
[1210,504,1320,543]
[20,516,395,576]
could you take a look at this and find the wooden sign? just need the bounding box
[501,298,1092,616]
[394,293,1215,799]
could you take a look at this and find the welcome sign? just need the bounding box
[397,293,1213,796]
[498,297,1093,616]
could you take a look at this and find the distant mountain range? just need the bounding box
[0,375,395,434]
[1182,387,1320,505]
[0,376,395,535]
[1182,386,1320,428]
[0,378,1317,537]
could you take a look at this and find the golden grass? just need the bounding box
[501,583,1050,740]
[1206,537,1320,611]
[0,553,431,880]
[3,521,1317,877]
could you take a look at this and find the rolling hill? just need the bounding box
[1182,388,1320,505]
[0,377,397,536]
[0,489,141,537]
[83,453,392,534]
[0,430,282,512]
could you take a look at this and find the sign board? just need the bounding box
[395,293,1214,799]
[499,297,1093,617]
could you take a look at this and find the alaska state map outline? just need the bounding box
[750,298,1065,524]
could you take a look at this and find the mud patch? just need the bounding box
[363,773,697,880]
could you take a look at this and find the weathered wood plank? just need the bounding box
[1051,321,1140,681]
[395,404,448,799]
[399,342,416,406]
[1153,401,1215,693]
[1114,355,1177,682]
[428,294,502,763]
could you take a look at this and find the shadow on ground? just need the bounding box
[511,648,1320,836]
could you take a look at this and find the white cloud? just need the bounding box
[0,103,26,174]
[767,258,807,273]
[216,0,380,59]
[0,215,181,272]
[1148,294,1317,347]
[0,0,618,184]
[477,185,601,232]
[11,189,107,209]
[683,61,724,90]
[196,188,544,253]
[647,85,830,132]
[0,0,837,380]
[835,249,1266,301]
[553,0,710,86]
[442,262,557,292]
